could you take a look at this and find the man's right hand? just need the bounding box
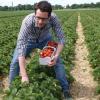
[22,76,29,83]
[18,56,29,83]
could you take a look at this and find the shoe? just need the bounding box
[63,91,73,100]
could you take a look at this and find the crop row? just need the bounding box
[80,10,100,94]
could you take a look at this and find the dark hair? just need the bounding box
[34,1,52,17]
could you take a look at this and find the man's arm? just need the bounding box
[51,13,65,46]
[48,14,65,66]
[55,43,64,57]
[17,15,32,82]
[19,56,29,82]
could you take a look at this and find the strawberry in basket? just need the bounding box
[47,41,58,48]
[40,47,54,57]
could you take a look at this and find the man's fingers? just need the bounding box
[48,60,55,67]
[22,76,29,83]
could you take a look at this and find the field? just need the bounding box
[0,10,100,99]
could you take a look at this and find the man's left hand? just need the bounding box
[48,55,58,67]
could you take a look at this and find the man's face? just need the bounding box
[35,9,49,28]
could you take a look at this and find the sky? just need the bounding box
[0,0,100,7]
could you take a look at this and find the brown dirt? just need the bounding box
[0,76,9,100]
[70,15,100,100]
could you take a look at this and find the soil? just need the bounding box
[70,15,99,100]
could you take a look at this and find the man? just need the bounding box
[9,1,72,99]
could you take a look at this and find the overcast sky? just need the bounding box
[0,0,100,7]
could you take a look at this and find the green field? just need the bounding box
[0,10,100,99]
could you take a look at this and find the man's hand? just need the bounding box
[47,43,64,67]
[48,55,58,67]
[22,76,29,83]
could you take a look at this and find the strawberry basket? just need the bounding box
[39,41,58,65]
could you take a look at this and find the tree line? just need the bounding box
[0,4,64,11]
[0,2,100,11]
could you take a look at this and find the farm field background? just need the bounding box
[0,10,100,99]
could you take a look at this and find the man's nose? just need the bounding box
[39,19,44,23]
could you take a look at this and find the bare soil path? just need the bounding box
[70,15,99,100]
